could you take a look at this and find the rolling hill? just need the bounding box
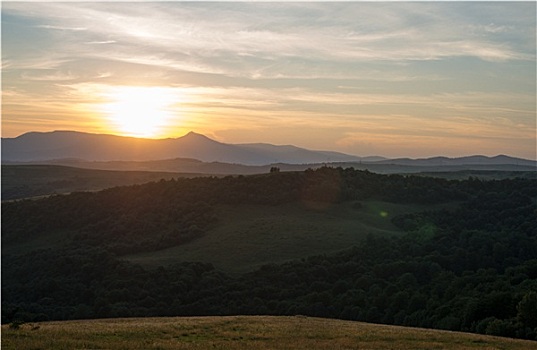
[3,316,536,350]
[3,159,535,202]
[1,164,204,201]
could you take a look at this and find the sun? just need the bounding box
[102,86,178,138]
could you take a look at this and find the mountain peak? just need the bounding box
[185,131,204,137]
[178,131,223,144]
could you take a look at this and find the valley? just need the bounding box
[3,167,536,341]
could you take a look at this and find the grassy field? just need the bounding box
[125,200,447,274]
[3,315,536,350]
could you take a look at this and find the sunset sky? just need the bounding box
[2,2,536,159]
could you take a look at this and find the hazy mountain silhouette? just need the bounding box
[3,131,535,168]
[1,130,364,165]
[376,155,536,167]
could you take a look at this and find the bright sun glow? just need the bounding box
[102,86,179,138]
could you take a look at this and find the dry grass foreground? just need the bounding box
[3,315,537,350]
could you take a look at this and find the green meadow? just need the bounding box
[124,200,436,274]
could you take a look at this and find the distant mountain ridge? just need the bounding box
[2,130,535,168]
[377,155,536,167]
[1,130,364,165]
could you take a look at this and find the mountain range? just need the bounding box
[2,130,536,169]
[1,130,376,165]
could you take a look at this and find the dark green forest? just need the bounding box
[2,167,537,340]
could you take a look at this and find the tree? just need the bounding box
[517,291,537,329]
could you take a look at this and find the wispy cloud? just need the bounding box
[4,2,534,78]
[85,41,117,45]
[36,24,86,31]
[20,71,78,81]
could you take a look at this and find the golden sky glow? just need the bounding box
[99,86,182,138]
[2,2,536,159]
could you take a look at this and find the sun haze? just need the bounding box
[1,2,535,159]
[101,86,180,138]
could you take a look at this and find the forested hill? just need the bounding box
[2,167,537,340]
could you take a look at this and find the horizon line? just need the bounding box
[3,129,536,162]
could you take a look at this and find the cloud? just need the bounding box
[3,2,534,80]
[36,24,86,31]
[85,41,117,45]
[20,71,78,81]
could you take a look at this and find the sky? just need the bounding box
[2,2,536,159]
